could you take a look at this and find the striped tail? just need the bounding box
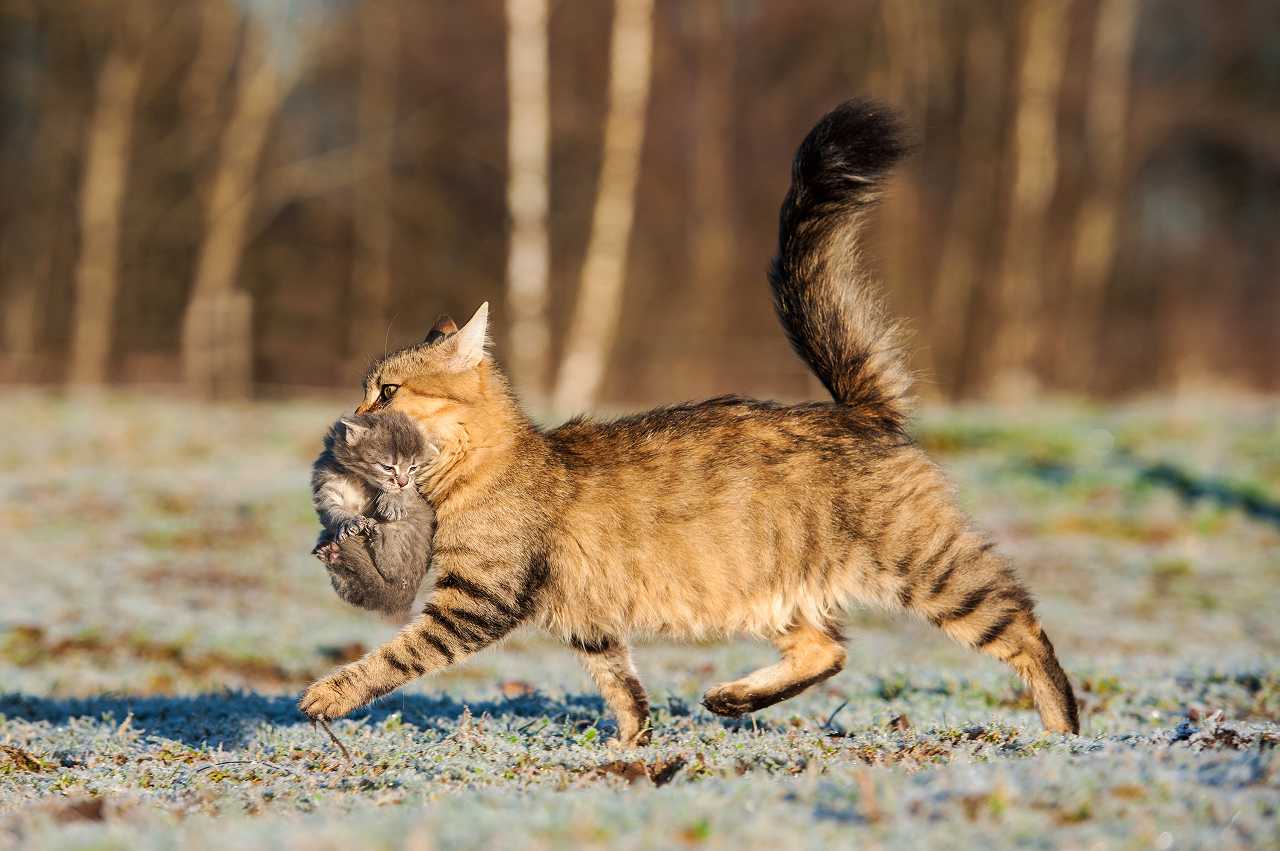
[769,99,913,434]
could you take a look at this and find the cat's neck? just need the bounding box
[423,393,554,511]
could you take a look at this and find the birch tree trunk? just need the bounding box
[347,0,400,368]
[683,0,734,396]
[182,33,284,399]
[504,0,552,405]
[68,49,143,386]
[551,0,654,413]
[1058,0,1139,390]
[984,0,1071,398]
[928,15,1006,398]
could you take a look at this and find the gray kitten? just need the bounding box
[311,411,436,616]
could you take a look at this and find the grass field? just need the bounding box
[1,391,1277,849]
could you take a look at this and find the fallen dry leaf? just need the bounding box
[48,797,107,824]
[598,756,687,787]
[0,745,43,772]
[499,680,536,699]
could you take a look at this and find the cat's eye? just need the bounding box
[408,465,418,472]
[379,384,400,402]
[379,464,394,472]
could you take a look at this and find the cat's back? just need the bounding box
[545,395,897,471]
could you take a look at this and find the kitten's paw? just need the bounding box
[312,540,341,565]
[337,515,379,541]
[375,493,405,522]
[299,668,365,721]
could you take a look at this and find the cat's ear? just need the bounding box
[443,302,488,372]
[340,418,370,445]
[422,314,458,346]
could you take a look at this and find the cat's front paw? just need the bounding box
[299,668,365,720]
[337,515,378,541]
[375,493,405,522]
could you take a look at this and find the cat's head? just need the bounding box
[333,410,436,492]
[353,303,522,484]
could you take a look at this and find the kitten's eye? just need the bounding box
[408,465,418,473]
[379,464,394,472]
[379,384,400,402]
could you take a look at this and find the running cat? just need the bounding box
[300,100,1079,742]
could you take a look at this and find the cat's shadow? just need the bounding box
[0,690,608,749]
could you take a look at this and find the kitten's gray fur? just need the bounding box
[311,411,435,616]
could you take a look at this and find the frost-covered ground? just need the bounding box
[1,391,1277,850]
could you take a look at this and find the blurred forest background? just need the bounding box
[0,0,1277,409]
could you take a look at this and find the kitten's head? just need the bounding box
[353,303,521,481]
[332,410,435,492]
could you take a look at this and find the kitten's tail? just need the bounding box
[769,99,912,434]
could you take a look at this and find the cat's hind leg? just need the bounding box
[321,534,398,613]
[571,637,651,747]
[702,619,845,717]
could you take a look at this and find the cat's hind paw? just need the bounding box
[312,539,341,565]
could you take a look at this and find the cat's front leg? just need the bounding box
[300,555,545,720]
[334,513,379,541]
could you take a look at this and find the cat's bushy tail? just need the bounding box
[768,99,912,434]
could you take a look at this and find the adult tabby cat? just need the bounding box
[300,100,1079,743]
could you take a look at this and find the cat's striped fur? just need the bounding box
[300,100,1080,741]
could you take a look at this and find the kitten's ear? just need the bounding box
[443,302,488,372]
[422,314,458,346]
[340,418,370,445]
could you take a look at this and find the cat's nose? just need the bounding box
[397,475,409,488]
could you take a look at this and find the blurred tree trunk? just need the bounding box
[984,0,1070,399]
[504,0,552,405]
[182,28,284,399]
[3,10,79,376]
[682,0,734,397]
[68,48,143,386]
[928,15,1007,398]
[182,0,238,158]
[552,0,654,413]
[0,233,43,369]
[347,0,400,369]
[1057,0,1139,391]
[877,0,933,369]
